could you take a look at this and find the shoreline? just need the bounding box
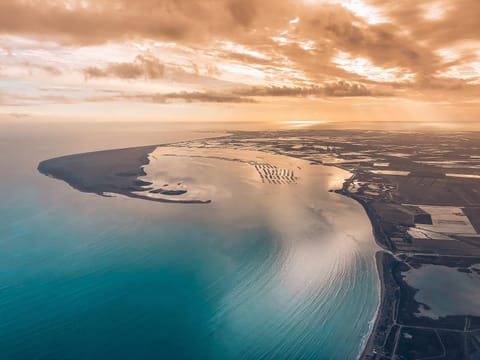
[328,160,480,358]
[35,130,480,359]
[358,251,387,359]
[38,144,213,204]
[39,141,390,358]
[333,180,391,360]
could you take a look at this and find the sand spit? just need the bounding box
[37,145,210,204]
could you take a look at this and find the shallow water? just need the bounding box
[0,122,379,360]
[404,265,480,320]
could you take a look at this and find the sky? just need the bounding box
[0,0,479,128]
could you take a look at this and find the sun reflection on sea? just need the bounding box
[280,120,331,128]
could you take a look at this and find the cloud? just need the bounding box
[14,61,62,76]
[83,54,165,79]
[81,53,239,89]
[126,91,256,103]
[1,88,254,105]
[83,81,390,106]
[0,0,479,110]
[85,90,254,104]
[0,0,289,44]
[323,80,391,97]
[233,85,324,97]
[0,0,444,77]
[84,81,390,105]
[234,81,391,97]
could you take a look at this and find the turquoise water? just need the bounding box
[0,122,379,360]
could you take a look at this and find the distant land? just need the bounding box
[39,130,480,359]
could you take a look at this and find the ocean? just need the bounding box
[0,121,379,360]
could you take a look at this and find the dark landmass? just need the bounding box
[149,188,188,195]
[38,145,211,204]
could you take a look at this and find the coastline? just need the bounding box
[39,141,389,358]
[333,183,391,251]
[300,160,389,359]
[32,130,480,359]
[38,145,212,204]
[333,180,391,360]
[358,251,387,359]
[327,157,480,358]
